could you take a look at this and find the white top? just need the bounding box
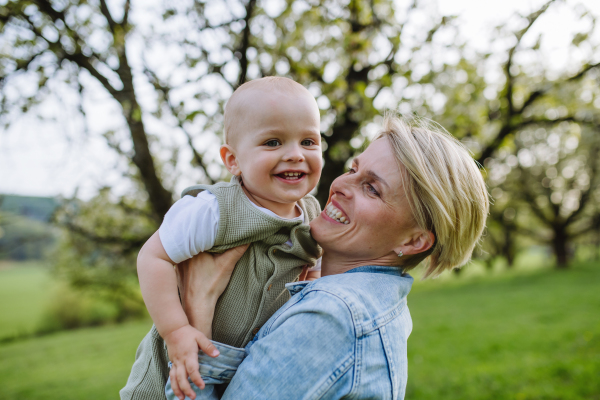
[159,190,321,270]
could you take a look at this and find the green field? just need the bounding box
[406,262,600,399]
[0,262,59,339]
[0,261,598,399]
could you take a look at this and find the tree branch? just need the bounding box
[515,166,554,225]
[99,0,118,33]
[504,1,555,116]
[565,143,600,225]
[143,66,215,183]
[121,0,131,27]
[518,62,600,113]
[64,221,147,251]
[236,0,257,88]
[16,6,121,98]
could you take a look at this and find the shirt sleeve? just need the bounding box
[221,291,356,399]
[158,190,219,264]
[312,257,322,271]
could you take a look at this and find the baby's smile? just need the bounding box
[275,171,307,181]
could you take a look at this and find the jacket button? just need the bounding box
[252,327,260,335]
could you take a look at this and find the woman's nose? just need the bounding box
[330,174,353,199]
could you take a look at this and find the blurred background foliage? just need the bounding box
[0,0,599,398]
[1,0,599,326]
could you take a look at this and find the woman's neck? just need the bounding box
[319,252,399,277]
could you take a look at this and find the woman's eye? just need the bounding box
[265,140,280,147]
[367,184,380,197]
[301,139,315,146]
[347,167,356,174]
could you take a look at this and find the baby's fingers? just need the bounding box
[196,333,219,358]
[169,365,184,400]
[186,359,205,391]
[176,362,196,400]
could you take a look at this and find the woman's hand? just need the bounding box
[175,244,249,337]
[170,245,249,400]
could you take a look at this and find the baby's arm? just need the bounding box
[305,270,321,281]
[137,232,218,400]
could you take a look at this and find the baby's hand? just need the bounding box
[164,324,219,400]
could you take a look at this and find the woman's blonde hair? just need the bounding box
[377,115,489,277]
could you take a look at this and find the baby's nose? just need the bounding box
[284,145,305,162]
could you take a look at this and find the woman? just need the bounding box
[122,116,489,400]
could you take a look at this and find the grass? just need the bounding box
[0,319,153,400]
[0,261,59,339]
[0,260,598,399]
[406,261,600,400]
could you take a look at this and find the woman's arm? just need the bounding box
[170,245,248,399]
[221,291,356,399]
[177,245,248,335]
[177,248,356,399]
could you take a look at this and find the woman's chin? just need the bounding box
[310,214,339,245]
[309,215,326,239]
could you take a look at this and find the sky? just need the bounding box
[1,0,599,199]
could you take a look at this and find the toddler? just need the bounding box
[136,77,323,400]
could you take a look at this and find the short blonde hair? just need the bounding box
[223,77,313,144]
[377,115,489,277]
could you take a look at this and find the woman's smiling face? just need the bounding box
[311,138,419,266]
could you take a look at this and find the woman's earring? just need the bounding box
[397,251,403,257]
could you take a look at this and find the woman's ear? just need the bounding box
[394,230,435,257]
[220,145,241,176]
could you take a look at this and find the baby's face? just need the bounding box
[226,89,322,207]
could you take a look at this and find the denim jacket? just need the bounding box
[166,265,413,400]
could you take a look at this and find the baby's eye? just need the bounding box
[301,139,316,146]
[264,139,281,147]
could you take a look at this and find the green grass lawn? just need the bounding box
[406,262,600,400]
[0,260,598,399]
[0,262,59,339]
[0,319,153,400]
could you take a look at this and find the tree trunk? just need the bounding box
[503,227,515,268]
[316,56,370,206]
[552,228,569,269]
[116,55,173,221]
[316,107,361,207]
[126,102,174,221]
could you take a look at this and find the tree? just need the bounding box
[490,121,600,267]
[1,0,267,308]
[1,0,175,220]
[258,0,459,204]
[427,1,600,268]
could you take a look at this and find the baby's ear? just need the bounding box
[220,145,241,176]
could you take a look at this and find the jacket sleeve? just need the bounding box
[221,291,356,400]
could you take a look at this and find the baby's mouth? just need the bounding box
[325,203,349,224]
[277,171,305,180]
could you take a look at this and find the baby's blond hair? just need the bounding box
[223,77,314,145]
[377,115,489,277]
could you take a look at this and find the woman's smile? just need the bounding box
[323,201,350,224]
